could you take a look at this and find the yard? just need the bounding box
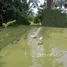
[0,26,67,67]
[0,25,30,50]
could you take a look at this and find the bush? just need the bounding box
[7,6,16,21]
[42,8,67,27]
[7,7,30,25]
[34,16,40,24]
[16,15,30,25]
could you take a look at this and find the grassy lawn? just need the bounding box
[0,26,67,67]
[42,27,67,67]
[0,34,32,67]
[0,25,30,50]
[43,27,67,49]
[0,25,32,67]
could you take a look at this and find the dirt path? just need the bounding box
[28,27,44,67]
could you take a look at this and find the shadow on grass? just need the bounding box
[0,25,30,51]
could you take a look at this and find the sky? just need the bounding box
[39,0,44,4]
[33,0,44,14]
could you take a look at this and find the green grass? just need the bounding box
[0,34,32,67]
[43,27,67,48]
[1,26,67,67]
[0,25,30,50]
[0,25,32,67]
[0,25,33,67]
[42,27,67,67]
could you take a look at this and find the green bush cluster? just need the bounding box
[15,8,30,25]
[0,0,30,26]
[34,16,40,24]
[42,8,67,27]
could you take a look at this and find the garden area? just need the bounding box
[0,0,67,67]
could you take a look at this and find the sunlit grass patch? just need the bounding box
[43,27,67,49]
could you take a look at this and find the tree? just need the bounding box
[52,0,67,8]
[37,4,45,23]
[0,0,31,26]
[47,0,53,8]
[27,9,34,22]
[28,0,40,8]
[34,16,40,24]
[28,0,53,8]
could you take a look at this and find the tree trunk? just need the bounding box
[2,10,7,23]
[47,0,53,8]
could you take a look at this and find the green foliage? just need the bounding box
[29,0,40,8]
[6,6,16,21]
[27,10,34,22]
[16,14,30,25]
[34,16,40,24]
[42,8,67,27]
[37,4,45,23]
[0,0,31,26]
[13,0,30,25]
[32,4,45,24]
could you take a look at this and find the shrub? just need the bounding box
[42,8,67,27]
[34,16,40,24]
